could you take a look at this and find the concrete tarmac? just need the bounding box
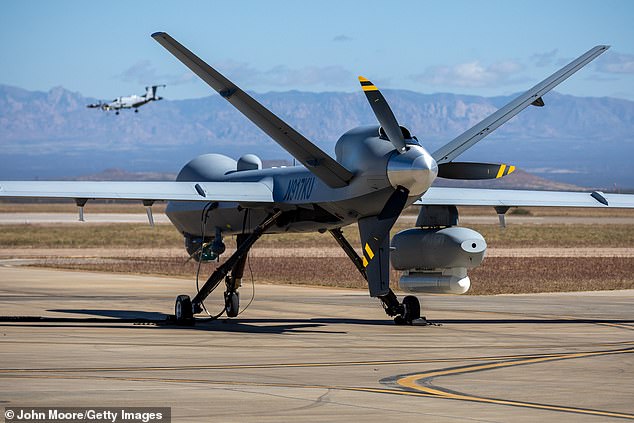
[0,266,633,422]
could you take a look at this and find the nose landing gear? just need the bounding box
[329,227,426,325]
[224,290,240,318]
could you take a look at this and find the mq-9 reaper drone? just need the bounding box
[2,33,633,325]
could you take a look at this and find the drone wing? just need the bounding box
[152,32,353,189]
[432,45,610,164]
[0,181,274,203]
[417,187,634,208]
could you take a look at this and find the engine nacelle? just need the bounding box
[391,227,486,295]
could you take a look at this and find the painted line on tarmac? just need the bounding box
[4,368,632,419]
[395,346,634,420]
[3,348,633,419]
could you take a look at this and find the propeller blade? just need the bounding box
[360,186,409,268]
[365,187,409,261]
[438,162,516,180]
[358,186,409,297]
[358,76,407,153]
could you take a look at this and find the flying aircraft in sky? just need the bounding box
[2,33,633,326]
[87,85,165,114]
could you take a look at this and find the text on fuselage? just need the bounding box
[283,177,316,201]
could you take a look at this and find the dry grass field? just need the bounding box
[2,221,633,249]
[1,203,633,295]
[30,255,633,295]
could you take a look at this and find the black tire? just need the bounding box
[393,316,408,325]
[175,294,194,325]
[225,291,240,318]
[402,295,421,323]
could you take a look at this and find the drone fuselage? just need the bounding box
[166,125,437,237]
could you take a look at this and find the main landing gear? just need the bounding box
[173,210,282,325]
[175,294,194,324]
[378,289,421,325]
[329,228,423,325]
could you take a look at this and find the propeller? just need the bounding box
[356,77,432,279]
[437,162,516,180]
[357,76,418,272]
[359,76,518,182]
[358,76,407,153]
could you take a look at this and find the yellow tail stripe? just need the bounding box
[362,85,378,91]
[364,243,375,259]
[362,256,369,267]
[496,164,507,178]
[358,76,370,82]
[507,165,516,175]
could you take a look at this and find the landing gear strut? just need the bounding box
[173,210,282,325]
[223,233,249,318]
[376,288,421,325]
[329,228,423,325]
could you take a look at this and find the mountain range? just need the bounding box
[1,84,633,189]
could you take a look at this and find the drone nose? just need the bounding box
[386,145,438,195]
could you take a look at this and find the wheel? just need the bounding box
[402,295,421,323]
[393,316,408,325]
[225,291,240,318]
[175,294,194,325]
[134,109,139,113]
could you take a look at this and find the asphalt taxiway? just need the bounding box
[1,266,633,422]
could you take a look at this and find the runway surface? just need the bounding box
[1,266,633,422]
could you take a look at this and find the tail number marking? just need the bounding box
[283,177,316,201]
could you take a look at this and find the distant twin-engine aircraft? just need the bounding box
[2,33,634,326]
[87,85,165,114]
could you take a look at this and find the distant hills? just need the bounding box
[1,84,633,189]
[71,167,586,192]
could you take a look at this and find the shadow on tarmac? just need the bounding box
[0,309,632,333]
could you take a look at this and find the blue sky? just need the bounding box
[2,0,633,100]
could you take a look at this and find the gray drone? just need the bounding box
[2,33,633,325]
